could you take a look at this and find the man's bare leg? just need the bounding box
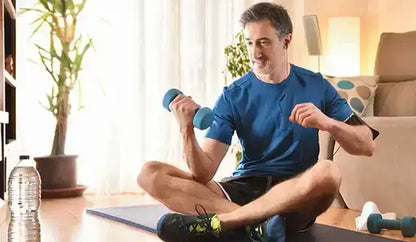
[137,161,240,214]
[217,159,341,230]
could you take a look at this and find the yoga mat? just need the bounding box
[86,204,170,233]
[288,223,403,242]
[86,204,403,241]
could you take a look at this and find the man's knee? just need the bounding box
[137,161,167,196]
[308,160,341,196]
[298,160,342,217]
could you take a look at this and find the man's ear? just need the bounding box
[284,33,292,49]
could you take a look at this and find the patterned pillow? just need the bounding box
[325,76,378,116]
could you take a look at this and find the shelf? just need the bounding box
[4,139,17,157]
[1,0,17,200]
[4,0,16,20]
[4,70,16,88]
[0,111,8,124]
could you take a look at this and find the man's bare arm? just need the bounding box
[170,94,229,183]
[290,103,375,156]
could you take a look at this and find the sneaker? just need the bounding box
[246,223,267,242]
[157,204,286,242]
[156,204,221,242]
[247,215,286,242]
[265,214,286,242]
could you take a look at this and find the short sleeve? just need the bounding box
[205,91,235,145]
[323,78,353,122]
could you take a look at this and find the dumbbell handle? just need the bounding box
[162,88,183,112]
[377,220,401,230]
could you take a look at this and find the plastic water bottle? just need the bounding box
[8,155,41,242]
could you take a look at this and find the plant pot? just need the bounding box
[34,155,78,189]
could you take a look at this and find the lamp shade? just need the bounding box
[326,17,360,76]
[303,15,322,56]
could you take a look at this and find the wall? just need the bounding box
[287,0,416,75]
[376,0,416,33]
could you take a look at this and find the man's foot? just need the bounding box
[156,205,286,242]
[246,214,286,242]
[156,205,221,242]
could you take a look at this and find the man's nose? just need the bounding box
[252,44,262,59]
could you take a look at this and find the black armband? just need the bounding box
[345,113,380,140]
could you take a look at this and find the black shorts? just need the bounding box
[216,175,316,234]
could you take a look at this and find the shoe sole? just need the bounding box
[156,214,168,237]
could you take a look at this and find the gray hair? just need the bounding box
[240,2,293,39]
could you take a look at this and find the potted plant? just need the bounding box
[23,0,93,197]
[223,31,250,167]
[223,31,251,85]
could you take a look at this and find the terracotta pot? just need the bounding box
[34,155,78,189]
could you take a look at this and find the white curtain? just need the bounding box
[17,0,251,194]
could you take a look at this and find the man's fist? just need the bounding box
[170,95,201,132]
[289,103,333,131]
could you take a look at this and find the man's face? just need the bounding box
[244,20,287,76]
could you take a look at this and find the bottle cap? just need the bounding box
[19,155,30,160]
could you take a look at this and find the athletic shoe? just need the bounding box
[156,204,221,242]
[156,204,286,242]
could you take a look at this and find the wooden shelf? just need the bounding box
[4,139,17,157]
[4,70,16,88]
[4,0,15,19]
[0,111,8,124]
[1,0,18,200]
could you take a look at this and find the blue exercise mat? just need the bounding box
[86,204,170,233]
[86,204,403,241]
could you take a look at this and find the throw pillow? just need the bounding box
[325,76,378,116]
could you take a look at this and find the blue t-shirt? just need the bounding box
[206,64,353,179]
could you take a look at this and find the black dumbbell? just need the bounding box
[162,88,214,130]
[367,213,416,237]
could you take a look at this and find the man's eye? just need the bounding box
[260,41,269,45]
[246,42,253,46]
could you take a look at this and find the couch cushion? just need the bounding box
[374,79,416,116]
[374,31,416,82]
[326,76,378,116]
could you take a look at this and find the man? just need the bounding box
[138,2,378,242]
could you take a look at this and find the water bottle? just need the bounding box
[8,155,41,242]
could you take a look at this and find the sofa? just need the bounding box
[320,31,416,218]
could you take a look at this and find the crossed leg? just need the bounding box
[137,159,341,231]
[137,161,239,214]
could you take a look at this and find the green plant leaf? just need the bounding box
[223,30,250,82]
[20,7,46,15]
[39,0,50,11]
[72,38,92,83]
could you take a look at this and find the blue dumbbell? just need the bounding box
[367,213,416,237]
[162,88,214,130]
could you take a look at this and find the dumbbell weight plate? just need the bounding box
[402,216,416,237]
[367,213,383,234]
[162,88,182,111]
[193,107,214,130]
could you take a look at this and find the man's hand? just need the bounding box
[170,94,200,133]
[289,103,334,131]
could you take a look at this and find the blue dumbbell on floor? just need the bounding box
[367,213,416,237]
[162,88,214,130]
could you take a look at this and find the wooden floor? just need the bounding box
[1,193,415,242]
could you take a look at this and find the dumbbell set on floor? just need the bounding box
[367,213,416,237]
[162,88,214,130]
